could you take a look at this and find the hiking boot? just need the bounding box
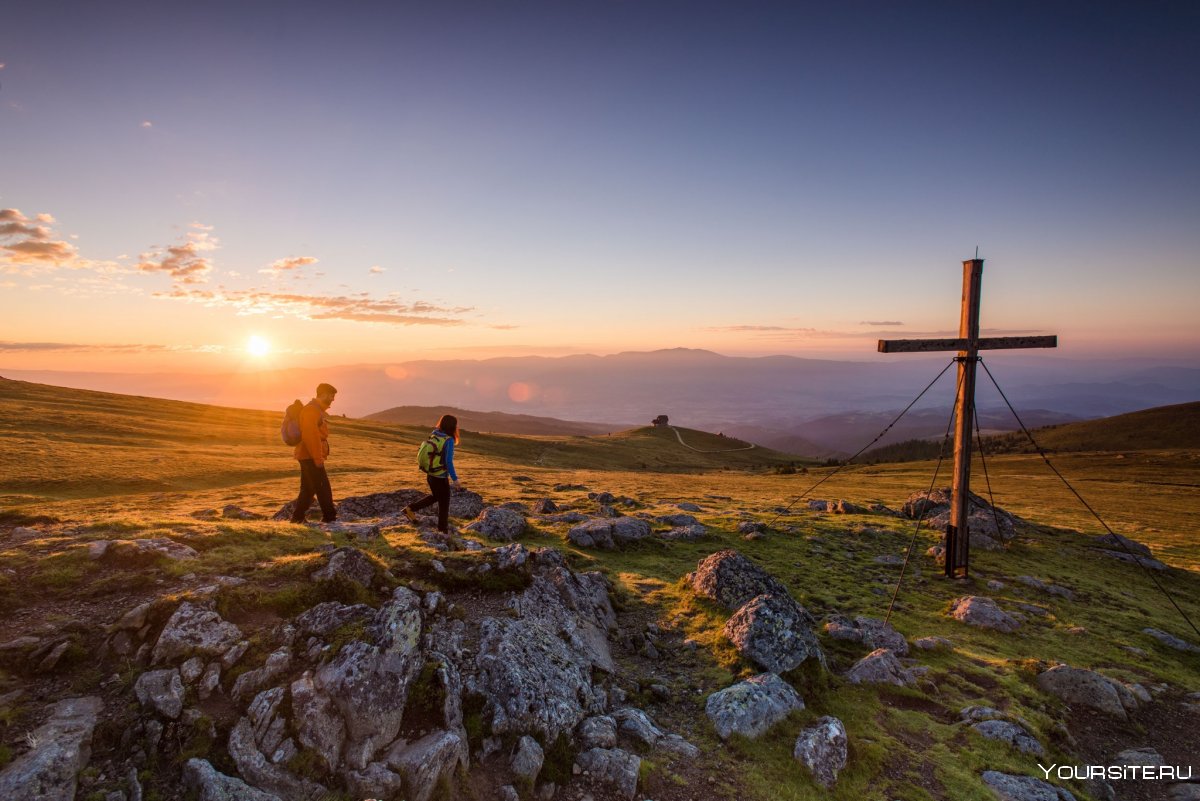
[403,507,418,524]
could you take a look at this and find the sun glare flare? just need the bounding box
[246,335,271,357]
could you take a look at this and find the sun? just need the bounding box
[246,335,271,357]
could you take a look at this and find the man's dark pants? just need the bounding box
[291,459,336,523]
[409,474,450,532]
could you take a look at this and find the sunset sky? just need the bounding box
[2,1,1198,374]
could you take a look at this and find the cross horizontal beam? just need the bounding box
[877,335,1058,354]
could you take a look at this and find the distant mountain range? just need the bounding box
[4,348,1197,458]
[365,405,628,437]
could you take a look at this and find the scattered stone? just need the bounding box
[658,524,707,541]
[981,770,1077,801]
[567,517,650,549]
[134,669,185,719]
[574,747,640,800]
[705,673,804,740]
[677,502,703,512]
[103,538,200,564]
[913,636,953,651]
[960,705,1005,722]
[845,649,914,687]
[987,580,1005,590]
[494,542,530,571]
[1143,627,1200,653]
[823,616,909,655]
[927,545,946,564]
[576,716,618,750]
[533,498,559,514]
[831,500,867,514]
[690,550,790,612]
[465,507,526,542]
[793,716,848,789]
[152,602,243,665]
[320,521,382,540]
[656,513,699,527]
[725,594,824,673]
[1101,551,1169,570]
[1112,747,1165,766]
[611,707,664,747]
[1017,576,1075,600]
[222,505,265,520]
[972,720,1044,756]
[183,758,282,801]
[1092,533,1153,558]
[276,487,484,523]
[737,521,766,536]
[310,547,377,587]
[511,735,545,781]
[1036,665,1139,719]
[0,696,103,801]
[949,596,1020,632]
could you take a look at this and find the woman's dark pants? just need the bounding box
[409,474,450,532]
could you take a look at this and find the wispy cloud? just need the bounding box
[260,255,318,277]
[706,324,1047,342]
[137,223,217,285]
[156,288,473,326]
[369,265,385,274]
[862,320,904,326]
[0,208,79,267]
[0,340,223,353]
[141,120,153,129]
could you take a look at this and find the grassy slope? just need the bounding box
[2,379,1199,800]
[988,400,1200,453]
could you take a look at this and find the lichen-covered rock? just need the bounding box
[949,596,1020,633]
[310,547,377,587]
[134,668,184,719]
[183,758,282,801]
[0,696,103,801]
[289,673,345,772]
[972,720,1044,756]
[705,673,804,740]
[576,715,618,750]
[466,507,526,542]
[152,602,243,665]
[343,764,404,801]
[658,524,707,541]
[508,554,616,673]
[823,615,909,655]
[981,770,1077,801]
[494,542,530,571]
[510,735,544,781]
[567,517,650,549]
[314,587,424,769]
[227,713,328,801]
[294,602,374,639]
[793,715,848,788]
[845,649,914,687]
[724,594,824,673]
[611,707,663,747]
[383,730,468,801]
[690,550,790,611]
[575,747,641,800]
[1035,665,1138,719]
[232,648,292,702]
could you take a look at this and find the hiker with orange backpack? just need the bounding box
[284,383,339,524]
[402,414,462,534]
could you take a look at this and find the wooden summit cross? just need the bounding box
[878,258,1057,578]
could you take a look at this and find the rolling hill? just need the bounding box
[984,401,1200,454]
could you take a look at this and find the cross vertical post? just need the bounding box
[947,258,984,578]
[877,257,1057,579]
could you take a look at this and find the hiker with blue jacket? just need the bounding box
[403,414,462,534]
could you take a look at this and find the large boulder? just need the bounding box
[845,649,915,687]
[0,696,103,801]
[981,770,1077,801]
[465,507,526,542]
[690,550,790,611]
[1035,665,1139,719]
[183,758,283,801]
[723,593,824,673]
[949,596,1020,633]
[152,602,244,665]
[705,673,804,740]
[313,587,424,768]
[793,716,848,789]
[567,517,650,549]
[575,747,641,800]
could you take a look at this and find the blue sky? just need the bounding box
[2,1,1197,371]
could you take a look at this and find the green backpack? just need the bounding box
[417,432,449,475]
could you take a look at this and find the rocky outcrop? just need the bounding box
[981,770,1077,800]
[183,758,282,801]
[724,593,824,673]
[152,601,244,665]
[567,517,650,549]
[1035,665,1141,719]
[576,715,618,750]
[793,716,848,788]
[465,507,526,541]
[384,730,468,801]
[690,550,790,611]
[0,696,103,801]
[705,673,804,740]
[134,668,185,719]
[949,596,1020,632]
